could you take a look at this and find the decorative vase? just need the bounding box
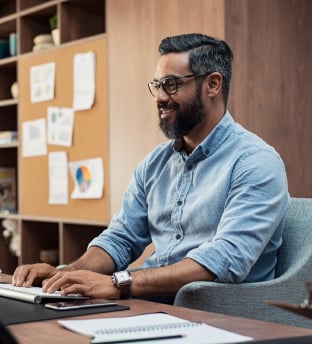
[52,28,60,46]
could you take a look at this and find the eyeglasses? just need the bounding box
[147,73,211,97]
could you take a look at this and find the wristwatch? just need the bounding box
[55,264,67,270]
[112,270,132,299]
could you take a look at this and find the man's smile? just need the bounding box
[159,105,178,119]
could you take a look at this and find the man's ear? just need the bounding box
[205,72,222,97]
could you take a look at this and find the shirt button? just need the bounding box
[187,165,193,171]
[175,234,181,240]
[177,200,182,206]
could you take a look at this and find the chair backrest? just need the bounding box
[275,197,312,277]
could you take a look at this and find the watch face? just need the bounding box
[115,271,131,285]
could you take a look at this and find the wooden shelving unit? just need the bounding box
[0,0,107,274]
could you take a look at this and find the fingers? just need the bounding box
[12,265,36,287]
[60,283,88,296]
[12,263,56,287]
[42,272,65,293]
[41,270,117,299]
[42,271,83,294]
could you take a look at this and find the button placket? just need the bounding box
[172,161,195,242]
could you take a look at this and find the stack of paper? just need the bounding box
[0,131,18,145]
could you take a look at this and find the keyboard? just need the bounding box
[0,283,87,304]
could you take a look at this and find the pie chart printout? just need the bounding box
[76,165,91,192]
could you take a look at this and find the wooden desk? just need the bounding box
[8,299,312,344]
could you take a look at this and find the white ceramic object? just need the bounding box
[52,28,60,46]
[32,43,54,52]
[33,34,53,45]
[10,81,18,99]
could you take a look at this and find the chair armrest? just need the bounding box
[174,276,311,328]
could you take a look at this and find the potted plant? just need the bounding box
[49,14,59,46]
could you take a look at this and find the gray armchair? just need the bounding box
[174,197,312,328]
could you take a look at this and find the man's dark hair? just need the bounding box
[159,33,233,105]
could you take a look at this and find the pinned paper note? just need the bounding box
[48,151,69,205]
[69,158,103,199]
[47,107,74,147]
[30,62,55,103]
[22,118,47,157]
[73,51,96,111]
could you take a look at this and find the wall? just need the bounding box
[106,0,225,214]
[224,0,312,197]
[106,0,312,215]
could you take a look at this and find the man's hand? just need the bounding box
[12,263,58,287]
[42,270,119,299]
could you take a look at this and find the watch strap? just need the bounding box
[119,282,131,299]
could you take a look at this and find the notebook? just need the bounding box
[0,283,87,304]
[58,313,253,343]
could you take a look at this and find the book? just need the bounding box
[0,283,87,304]
[58,313,253,344]
[0,131,18,145]
[0,168,16,213]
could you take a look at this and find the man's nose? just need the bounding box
[154,86,169,103]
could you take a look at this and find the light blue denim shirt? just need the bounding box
[89,112,289,283]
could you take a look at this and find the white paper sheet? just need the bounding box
[58,313,253,344]
[47,107,74,147]
[69,158,104,199]
[30,62,55,103]
[22,118,47,157]
[48,151,68,205]
[73,51,96,110]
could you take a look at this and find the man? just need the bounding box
[13,33,289,303]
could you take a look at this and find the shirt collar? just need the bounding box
[172,111,235,158]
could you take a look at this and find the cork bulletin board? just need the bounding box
[18,35,110,222]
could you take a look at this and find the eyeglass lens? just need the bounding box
[148,77,178,97]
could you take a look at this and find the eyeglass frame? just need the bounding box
[147,72,212,97]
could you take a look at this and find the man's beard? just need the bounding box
[158,94,206,139]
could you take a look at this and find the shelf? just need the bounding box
[19,0,58,12]
[0,1,16,18]
[0,98,17,107]
[0,232,18,274]
[0,0,107,274]
[0,103,17,134]
[0,142,18,149]
[0,62,17,100]
[61,223,104,264]
[21,220,59,264]
[16,214,107,227]
[0,56,18,66]
[0,212,19,219]
[20,4,57,54]
[0,15,17,34]
[61,0,105,43]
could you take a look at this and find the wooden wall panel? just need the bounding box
[106,0,225,214]
[225,0,312,197]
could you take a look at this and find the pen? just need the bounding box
[91,334,184,344]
